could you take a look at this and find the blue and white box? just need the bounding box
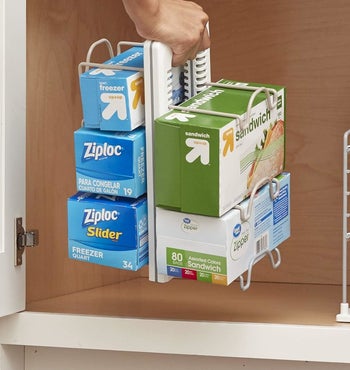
[74,126,146,198]
[80,46,144,131]
[67,192,148,271]
[156,172,290,286]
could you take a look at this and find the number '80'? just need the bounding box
[171,252,183,262]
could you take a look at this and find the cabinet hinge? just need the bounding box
[15,217,39,266]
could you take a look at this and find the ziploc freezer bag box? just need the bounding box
[155,79,286,217]
[74,126,146,198]
[156,172,290,286]
[80,46,144,131]
[67,192,148,271]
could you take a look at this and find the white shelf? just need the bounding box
[0,280,349,363]
[0,309,350,363]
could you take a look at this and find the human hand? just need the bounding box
[122,0,210,66]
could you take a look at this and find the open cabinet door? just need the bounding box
[0,0,26,317]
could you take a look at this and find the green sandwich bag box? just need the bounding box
[154,79,286,217]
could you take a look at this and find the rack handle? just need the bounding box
[239,247,281,291]
[169,82,278,131]
[78,61,143,76]
[234,177,280,223]
[168,104,243,128]
[246,87,278,129]
[85,38,114,73]
[117,41,144,55]
[206,82,278,130]
[78,39,144,75]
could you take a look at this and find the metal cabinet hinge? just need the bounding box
[15,217,39,266]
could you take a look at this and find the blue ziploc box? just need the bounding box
[67,192,148,271]
[74,126,146,198]
[80,46,144,131]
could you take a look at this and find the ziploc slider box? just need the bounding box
[80,46,144,131]
[155,79,286,217]
[156,172,290,286]
[74,126,146,198]
[67,192,148,271]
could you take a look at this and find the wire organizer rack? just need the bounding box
[336,129,350,322]
[78,38,284,291]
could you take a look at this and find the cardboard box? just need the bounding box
[67,192,148,271]
[155,79,286,216]
[80,46,144,131]
[170,66,185,105]
[156,172,290,286]
[74,126,146,198]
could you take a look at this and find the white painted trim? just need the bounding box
[0,345,25,370]
[0,0,26,317]
[0,0,4,254]
[0,312,349,364]
[23,346,350,370]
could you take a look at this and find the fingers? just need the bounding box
[172,2,210,66]
[123,0,210,67]
[200,28,211,52]
[172,28,210,67]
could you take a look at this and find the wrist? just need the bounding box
[122,0,161,38]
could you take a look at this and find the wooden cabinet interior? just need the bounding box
[26,0,350,323]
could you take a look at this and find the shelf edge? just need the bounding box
[0,311,350,363]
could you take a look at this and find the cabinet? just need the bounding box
[1,0,350,368]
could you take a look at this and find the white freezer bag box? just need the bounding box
[156,172,290,286]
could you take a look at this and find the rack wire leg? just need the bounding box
[336,130,350,322]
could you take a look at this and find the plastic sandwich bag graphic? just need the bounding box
[245,119,285,192]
